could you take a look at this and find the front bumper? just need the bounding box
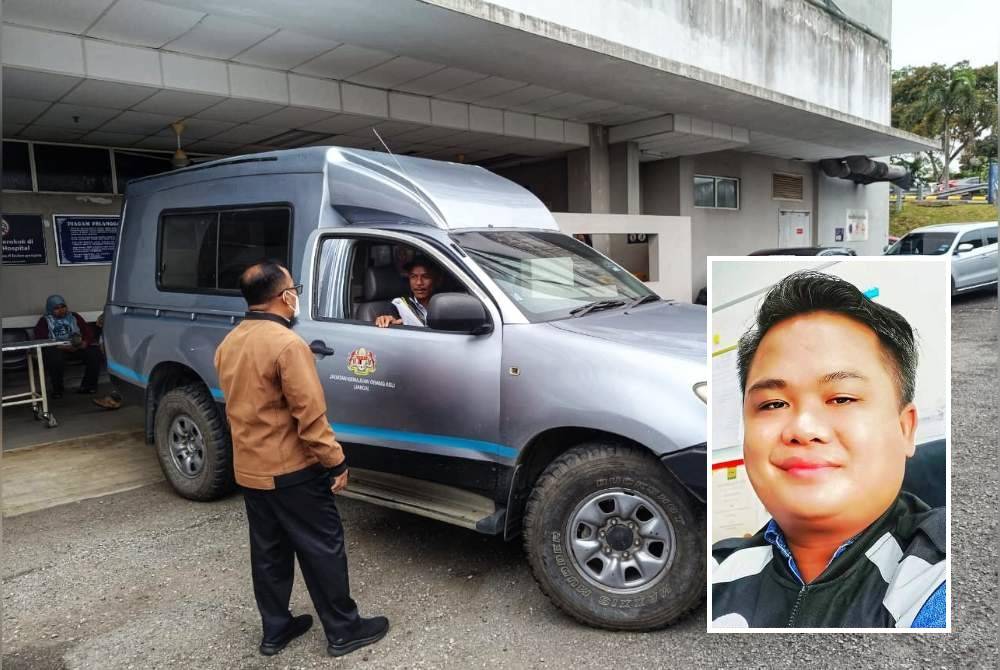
[661,443,706,503]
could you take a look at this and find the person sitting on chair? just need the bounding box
[374,257,441,328]
[33,294,101,398]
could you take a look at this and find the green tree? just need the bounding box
[892,61,996,187]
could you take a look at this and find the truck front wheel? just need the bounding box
[523,443,704,630]
[154,384,235,501]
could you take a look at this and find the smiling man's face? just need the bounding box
[742,311,917,535]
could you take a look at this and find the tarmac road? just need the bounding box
[2,289,996,669]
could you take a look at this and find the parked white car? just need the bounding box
[885,222,998,295]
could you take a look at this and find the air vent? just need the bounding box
[772,173,804,200]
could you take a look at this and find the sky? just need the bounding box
[891,0,999,69]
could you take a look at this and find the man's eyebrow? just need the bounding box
[820,370,868,383]
[746,370,868,395]
[746,378,786,394]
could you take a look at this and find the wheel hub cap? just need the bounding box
[168,415,205,479]
[565,488,676,594]
[605,525,634,552]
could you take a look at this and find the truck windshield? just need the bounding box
[453,230,655,322]
[885,232,956,255]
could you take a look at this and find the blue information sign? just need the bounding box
[53,214,121,266]
[1,214,47,265]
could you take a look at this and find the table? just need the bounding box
[2,339,66,428]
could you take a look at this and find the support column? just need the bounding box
[609,141,640,214]
[567,125,610,213]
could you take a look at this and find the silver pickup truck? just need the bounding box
[104,146,706,631]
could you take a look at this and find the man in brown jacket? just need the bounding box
[215,260,388,658]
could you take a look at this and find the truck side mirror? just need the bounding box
[955,242,975,254]
[427,293,493,335]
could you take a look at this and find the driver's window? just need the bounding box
[315,236,469,327]
[958,230,985,250]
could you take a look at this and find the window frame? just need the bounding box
[155,202,294,296]
[956,228,986,252]
[311,231,493,334]
[693,174,740,210]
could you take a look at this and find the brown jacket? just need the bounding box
[214,312,346,489]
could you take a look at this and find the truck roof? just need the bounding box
[125,146,559,232]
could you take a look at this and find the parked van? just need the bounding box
[104,147,707,631]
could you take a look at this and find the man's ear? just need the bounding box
[898,402,918,457]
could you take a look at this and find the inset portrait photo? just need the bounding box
[707,257,949,632]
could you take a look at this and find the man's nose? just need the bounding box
[780,407,832,446]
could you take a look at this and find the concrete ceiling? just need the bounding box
[1,0,936,163]
[1,63,581,161]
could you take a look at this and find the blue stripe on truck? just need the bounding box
[107,360,515,459]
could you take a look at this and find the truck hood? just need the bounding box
[548,301,706,363]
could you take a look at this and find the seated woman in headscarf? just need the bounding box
[33,294,101,398]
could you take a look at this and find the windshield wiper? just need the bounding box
[569,299,627,318]
[626,294,662,309]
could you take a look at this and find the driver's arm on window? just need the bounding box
[374,314,403,328]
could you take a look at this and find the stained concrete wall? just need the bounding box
[834,0,891,41]
[487,0,892,123]
[815,170,891,255]
[1,193,122,324]
[674,151,815,293]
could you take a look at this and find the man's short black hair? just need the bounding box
[736,270,917,406]
[239,259,288,306]
[404,255,439,276]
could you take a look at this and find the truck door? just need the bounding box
[295,233,507,498]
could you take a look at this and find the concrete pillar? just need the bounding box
[567,125,610,213]
[609,142,641,214]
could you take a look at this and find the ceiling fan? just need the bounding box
[171,121,191,168]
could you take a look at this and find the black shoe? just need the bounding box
[51,390,64,399]
[259,614,313,656]
[76,386,97,395]
[327,616,389,657]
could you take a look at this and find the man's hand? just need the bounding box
[330,469,349,494]
[374,315,402,328]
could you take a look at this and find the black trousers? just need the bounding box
[243,472,361,643]
[42,345,100,393]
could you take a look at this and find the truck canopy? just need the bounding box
[125,146,559,232]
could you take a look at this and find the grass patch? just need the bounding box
[890,202,998,237]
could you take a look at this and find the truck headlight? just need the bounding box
[693,382,707,403]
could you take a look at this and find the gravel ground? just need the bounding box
[2,289,996,669]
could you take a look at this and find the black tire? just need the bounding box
[523,443,704,631]
[154,384,235,501]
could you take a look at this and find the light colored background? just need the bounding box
[709,257,949,541]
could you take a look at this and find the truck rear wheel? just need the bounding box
[523,443,704,630]
[154,384,235,501]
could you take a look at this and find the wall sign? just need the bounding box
[845,209,869,242]
[627,233,648,244]
[1,214,47,265]
[53,214,121,266]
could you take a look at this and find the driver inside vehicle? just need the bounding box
[374,256,441,328]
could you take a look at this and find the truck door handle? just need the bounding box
[309,340,335,357]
